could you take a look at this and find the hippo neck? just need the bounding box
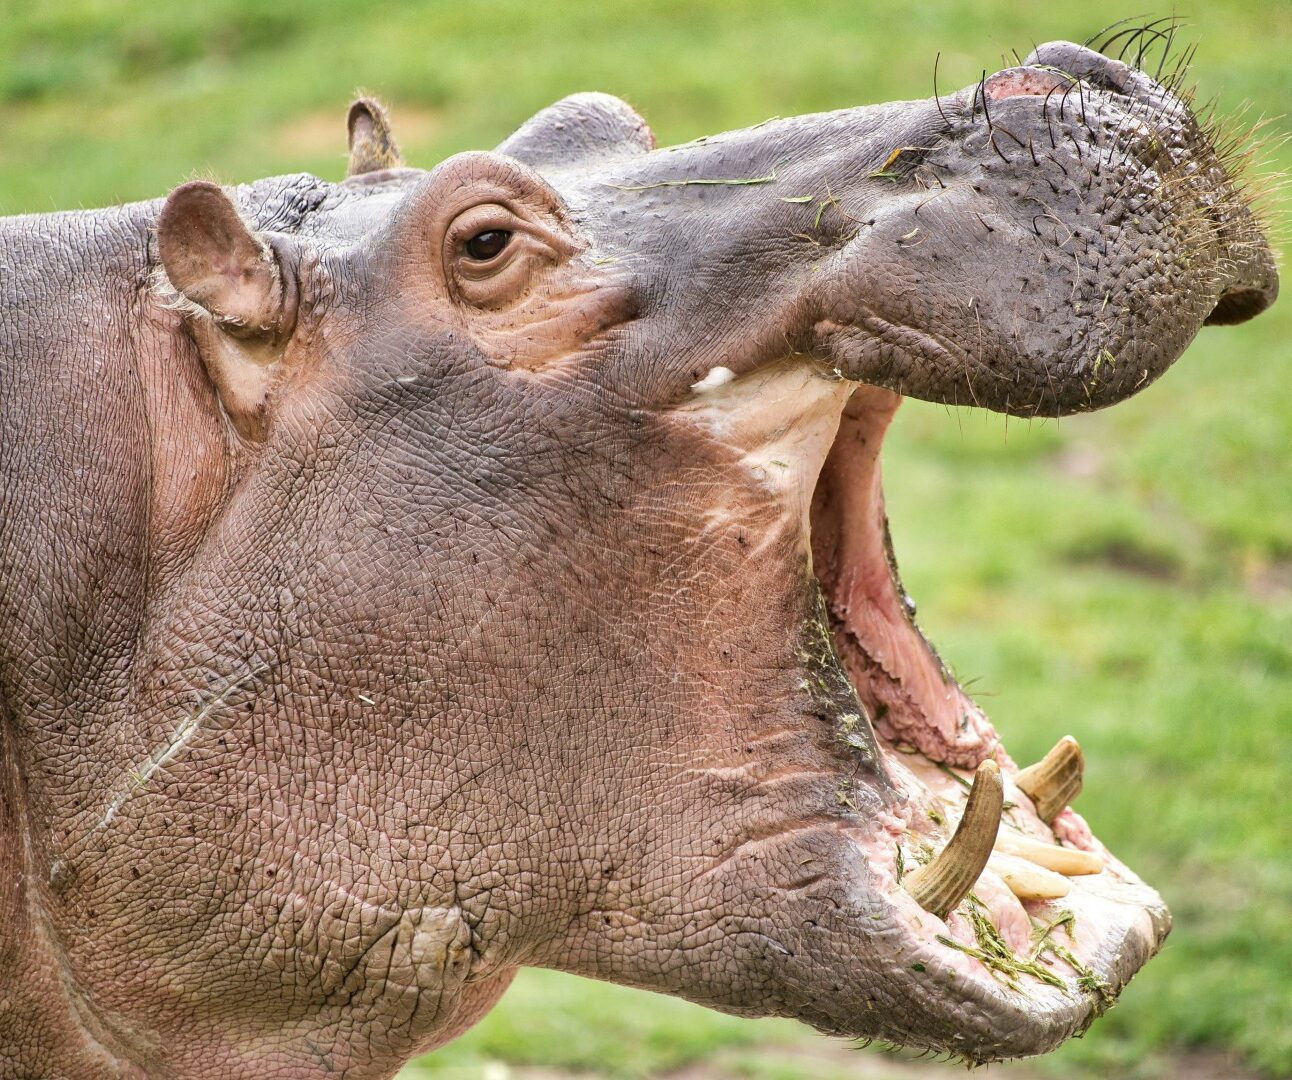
[0,204,215,1073]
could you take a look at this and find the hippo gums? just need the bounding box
[0,32,1278,1079]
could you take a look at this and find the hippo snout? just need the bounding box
[793,38,1281,415]
[1020,40,1280,329]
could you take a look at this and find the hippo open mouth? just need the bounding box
[815,379,1162,1043]
[644,37,1276,1061]
[672,360,1169,1061]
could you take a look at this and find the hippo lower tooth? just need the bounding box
[987,853,1072,901]
[1015,736,1084,823]
[903,760,1003,919]
[994,831,1104,876]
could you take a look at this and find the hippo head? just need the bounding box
[111,37,1274,1074]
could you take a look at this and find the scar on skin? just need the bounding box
[98,664,268,829]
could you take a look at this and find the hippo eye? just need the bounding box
[444,199,573,306]
[464,230,512,261]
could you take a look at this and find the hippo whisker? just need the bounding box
[1080,14,1144,51]
[975,70,994,134]
[1096,17,1179,66]
[1076,77,1090,126]
[1134,24,1178,72]
[994,123,1028,150]
[1155,21,1183,82]
[1041,85,1061,149]
[1166,42,1201,98]
[931,51,952,129]
[1057,81,1077,122]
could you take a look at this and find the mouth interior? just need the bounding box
[811,387,1000,770]
[807,382,1167,1004]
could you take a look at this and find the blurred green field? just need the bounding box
[3,2,1288,1077]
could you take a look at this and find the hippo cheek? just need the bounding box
[447,275,640,371]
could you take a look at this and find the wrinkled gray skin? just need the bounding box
[0,41,1278,1078]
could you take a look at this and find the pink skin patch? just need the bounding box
[983,67,1074,101]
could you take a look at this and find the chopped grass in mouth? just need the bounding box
[929,898,1117,1010]
[935,896,1066,993]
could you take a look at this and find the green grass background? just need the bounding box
[2,2,1287,1077]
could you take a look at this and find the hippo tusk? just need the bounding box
[1015,736,1084,823]
[346,97,404,177]
[904,760,1003,919]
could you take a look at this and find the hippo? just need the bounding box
[0,33,1278,1079]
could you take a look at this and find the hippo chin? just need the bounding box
[0,36,1278,1079]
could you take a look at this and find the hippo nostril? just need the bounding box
[1205,285,1277,326]
[1022,40,1137,96]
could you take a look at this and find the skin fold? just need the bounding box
[0,38,1277,1079]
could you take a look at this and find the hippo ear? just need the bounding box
[158,181,286,335]
[347,97,404,177]
[496,92,655,167]
[157,181,295,441]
